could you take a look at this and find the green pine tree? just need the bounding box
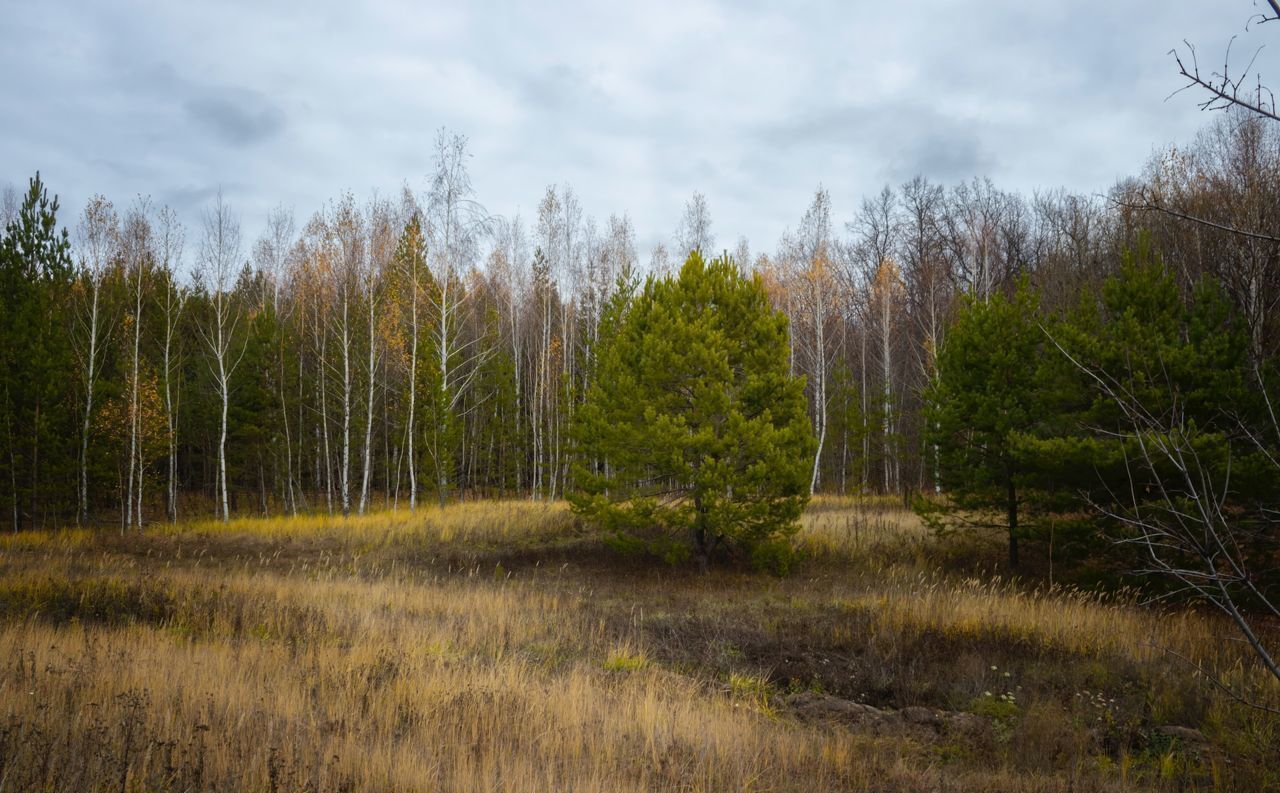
[1022,239,1270,575]
[227,268,279,515]
[0,173,75,530]
[571,251,814,573]
[922,281,1044,570]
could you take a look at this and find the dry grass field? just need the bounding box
[0,497,1277,791]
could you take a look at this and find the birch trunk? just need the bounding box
[340,290,351,518]
[78,271,105,526]
[359,277,377,515]
[407,249,419,512]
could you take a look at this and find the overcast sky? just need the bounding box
[0,1,1266,261]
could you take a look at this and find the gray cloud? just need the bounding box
[0,0,1268,259]
[516,63,605,112]
[889,129,996,186]
[161,183,247,217]
[185,87,286,146]
[755,102,997,188]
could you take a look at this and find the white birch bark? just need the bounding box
[73,196,118,526]
[195,193,245,523]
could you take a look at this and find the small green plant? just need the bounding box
[603,646,649,673]
[728,672,777,716]
[971,690,1020,722]
[784,677,825,696]
[971,667,1021,744]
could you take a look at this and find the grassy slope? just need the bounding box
[0,498,1276,792]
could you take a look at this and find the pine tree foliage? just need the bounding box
[923,282,1043,569]
[0,173,75,531]
[571,251,814,572]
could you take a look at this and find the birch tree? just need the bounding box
[674,191,715,256]
[358,197,393,514]
[785,188,840,493]
[195,193,246,522]
[899,176,952,492]
[552,186,582,497]
[395,207,428,511]
[846,188,900,492]
[121,201,153,530]
[490,214,530,493]
[72,196,118,525]
[153,206,186,523]
[424,130,491,506]
[253,205,297,513]
[331,194,362,517]
[533,187,568,499]
[307,215,338,511]
[869,258,905,493]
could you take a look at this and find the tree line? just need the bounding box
[2,116,1278,535]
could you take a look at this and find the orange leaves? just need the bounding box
[93,365,168,469]
[870,257,905,305]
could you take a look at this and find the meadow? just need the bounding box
[0,498,1277,792]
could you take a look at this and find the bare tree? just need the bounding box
[330,194,362,518]
[488,213,530,494]
[784,187,841,493]
[733,236,751,271]
[945,178,1006,301]
[1,184,19,230]
[847,187,902,493]
[648,241,672,279]
[899,177,953,492]
[1032,189,1110,312]
[359,197,394,514]
[674,191,715,257]
[553,187,583,497]
[253,205,297,514]
[302,215,337,515]
[154,206,186,523]
[532,185,580,499]
[425,129,492,506]
[73,196,119,525]
[195,193,247,522]
[869,258,905,493]
[121,200,153,530]
[396,192,428,512]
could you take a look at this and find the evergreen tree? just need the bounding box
[1023,241,1270,573]
[0,173,75,530]
[470,324,520,496]
[825,362,866,494]
[418,264,464,507]
[923,282,1044,570]
[572,251,813,572]
[228,268,279,516]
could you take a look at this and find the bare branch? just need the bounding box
[1112,191,1280,243]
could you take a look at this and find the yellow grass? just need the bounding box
[796,493,932,555]
[0,566,957,791]
[169,498,572,545]
[0,526,94,551]
[798,496,1242,662]
[0,498,1275,791]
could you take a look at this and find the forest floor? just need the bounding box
[0,497,1276,792]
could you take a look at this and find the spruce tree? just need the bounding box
[572,251,813,572]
